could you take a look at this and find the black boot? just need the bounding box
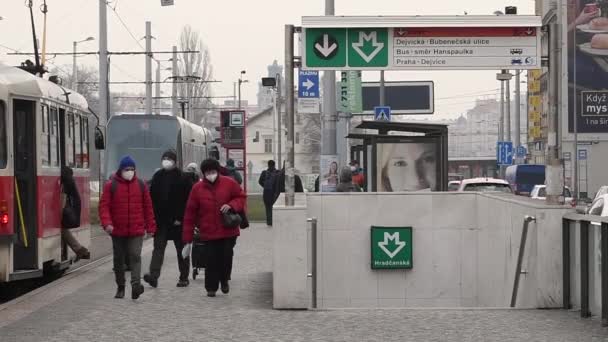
[177,279,190,288]
[114,286,125,299]
[143,274,158,288]
[221,281,230,294]
[131,283,144,300]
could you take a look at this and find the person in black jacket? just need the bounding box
[144,150,194,288]
[258,160,278,227]
[274,166,304,201]
[61,166,90,261]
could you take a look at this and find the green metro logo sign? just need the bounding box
[371,226,412,269]
[303,28,388,69]
[348,29,388,67]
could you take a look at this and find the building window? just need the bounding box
[264,137,273,153]
[296,132,300,144]
[253,131,260,142]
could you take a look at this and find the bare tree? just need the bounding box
[177,25,213,125]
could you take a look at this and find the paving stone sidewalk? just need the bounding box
[0,224,606,342]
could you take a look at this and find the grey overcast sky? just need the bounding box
[0,0,535,118]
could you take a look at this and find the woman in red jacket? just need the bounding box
[183,158,246,297]
[99,156,157,300]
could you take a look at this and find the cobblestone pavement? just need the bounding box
[0,224,607,342]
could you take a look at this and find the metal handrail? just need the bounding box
[562,215,608,327]
[511,215,536,307]
[307,217,318,309]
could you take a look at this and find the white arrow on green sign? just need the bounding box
[303,28,389,69]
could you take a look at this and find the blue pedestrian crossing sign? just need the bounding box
[374,106,391,121]
[496,141,513,165]
[298,70,319,98]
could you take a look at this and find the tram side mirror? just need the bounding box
[94,126,105,150]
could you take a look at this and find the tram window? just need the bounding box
[82,116,89,168]
[40,105,50,166]
[74,114,82,168]
[50,107,59,167]
[0,101,6,169]
[65,111,75,167]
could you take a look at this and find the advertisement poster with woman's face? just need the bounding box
[568,0,608,133]
[320,155,339,192]
[377,142,437,192]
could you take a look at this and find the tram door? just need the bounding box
[12,100,38,270]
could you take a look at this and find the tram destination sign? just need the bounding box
[301,16,541,70]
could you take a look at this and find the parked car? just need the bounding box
[530,185,575,205]
[458,178,512,193]
[448,181,461,192]
[505,164,545,195]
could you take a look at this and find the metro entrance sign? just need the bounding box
[301,16,542,70]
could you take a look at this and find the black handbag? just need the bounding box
[239,212,250,229]
[222,210,242,229]
[61,197,80,229]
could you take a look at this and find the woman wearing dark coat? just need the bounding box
[336,167,362,193]
[61,166,90,260]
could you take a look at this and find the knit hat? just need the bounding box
[186,162,198,173]
[162,149,177,162]
[200,158,220,174]
[226,159,235,168]
[118,156,136,171]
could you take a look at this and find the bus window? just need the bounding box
[0,101,6,169]
[82,116,89,168]
[74,113,82,168]
[50,107,60,167]
[41,105,50,166]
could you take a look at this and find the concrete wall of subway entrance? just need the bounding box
[272,192,572,309]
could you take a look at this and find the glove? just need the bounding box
[104,225,114,235]
[181,243,192,259]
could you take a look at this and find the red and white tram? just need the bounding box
[0,62,100,283]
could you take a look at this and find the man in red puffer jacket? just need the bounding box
[183,158,246,297]
[99,156,157,300]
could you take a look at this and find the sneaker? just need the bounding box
[114,286,125,299]
[221,281,229,294]
[143,274,158,288]
[177,279,190,288]
[207,291,216,297]
[132,283,145,300]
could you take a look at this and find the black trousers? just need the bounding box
[204,237,237,292]
[149,225,190,281]
[263,199,273,226]
[112,236,143,286]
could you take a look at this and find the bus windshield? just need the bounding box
[106,116,179,181]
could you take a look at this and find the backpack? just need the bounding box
[263,169,279,190]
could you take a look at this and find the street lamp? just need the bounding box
[73,36,95,90]
[238,70,248,110]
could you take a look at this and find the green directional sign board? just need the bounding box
[303,28,389,69]
[370,226,412,269]
[305,28,347,68]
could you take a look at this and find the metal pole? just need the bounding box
[380,70,386,106]
[238,79,242,110]
[573,31,579,200]
[546,22,562,204]
[233,82,237,107]
[515,70,521,152]
[321,0,337,167]
[72,41,77,90]
[307,217,318,309]
[499,79,504,142]
[506,71,512,142]
[155,61,161,115]
[276,73,282,167]
[172,46,178,116]
[145,21,153,115]
[185,52,191,121]
[285,24,295,206]
[99,0,109,122]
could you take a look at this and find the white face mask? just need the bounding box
[205,172,218,183]
[122,170,135,181]
[350,166,357,172]
[161,159,175,170]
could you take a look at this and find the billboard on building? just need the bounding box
[567,0,608,133]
